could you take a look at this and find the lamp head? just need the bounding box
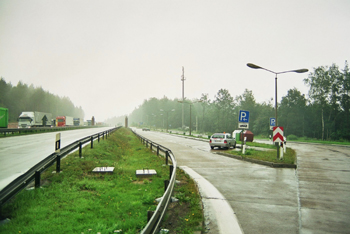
[247,63,262,69]
[294,68,309,73]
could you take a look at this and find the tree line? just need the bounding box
[127,61,349,141]
[0,78,84,122]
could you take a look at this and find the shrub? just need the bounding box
[287,134,298,140]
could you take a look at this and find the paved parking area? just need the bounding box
[136,130,350,233]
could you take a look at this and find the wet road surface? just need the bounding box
[136,130,350,234]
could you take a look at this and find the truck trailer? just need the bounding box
[73,118,83,126]
[56,116,74,127]
[0,107,9,128]
[18,111,52,128]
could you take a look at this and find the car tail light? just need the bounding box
[224,140,227,143]
[210,139,212,143]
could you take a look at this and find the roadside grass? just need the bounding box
[161,169,204,233]
[254,134,350,146]
[0,127,203,234]
[229,143,296,165]
[288,137,350,146]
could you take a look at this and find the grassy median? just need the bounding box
[0,127,203,234]
[231,141,296,165]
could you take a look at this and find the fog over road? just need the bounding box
[136,129,350,234]
[0,127,114,190]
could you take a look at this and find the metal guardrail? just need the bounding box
[1,127,176,233]
[0,127,121,207]
[132,130,177,234]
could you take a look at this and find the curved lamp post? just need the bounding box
[160,109,175,133]
[247,63,308,159]
[246,63,308,126]
[178,100,202,135]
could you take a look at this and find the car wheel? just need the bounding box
[210,146,214,149]
[233,143,236,148]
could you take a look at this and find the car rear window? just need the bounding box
[212,134,224,138]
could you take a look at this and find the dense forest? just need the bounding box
[2,61,349,141]
[127,62,350,141]
[0,78,84,122]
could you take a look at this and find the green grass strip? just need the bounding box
[0,128,173,233]
[230,141,296,165]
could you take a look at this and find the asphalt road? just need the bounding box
[0,127,114,190]
[136,130,350,234]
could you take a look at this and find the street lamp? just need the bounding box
[246,63,308,126]
[160,109,175,133]
[247,63,308,159]
[178,100,202,136]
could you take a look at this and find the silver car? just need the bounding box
[209,133,236,149]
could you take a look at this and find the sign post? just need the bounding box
[273,126,284,159]
[238,110,250,152]
[55,133,61,153]
[238,110,250,129]
[269,117,276,130]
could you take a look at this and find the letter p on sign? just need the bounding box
[239,110,250,123]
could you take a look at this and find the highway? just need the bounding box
[135,129,350,234]
[0,127,114,190]
[1,127,349,233]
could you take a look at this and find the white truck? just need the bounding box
[18,111,52,128]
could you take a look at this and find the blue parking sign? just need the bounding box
[239,110,250,123]
[270,118,276,126]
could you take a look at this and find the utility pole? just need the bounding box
[181,66,185,129]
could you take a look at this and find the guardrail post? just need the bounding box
[169,165,174,179]
[106,131,108,139]
[91,136,93,148]
[79,142,82,158]
[165,151,169,165]
[157,146,160,156]
[150,142,153,151]
[35,171,41,188]
[147,210,154,222]
[56,155,61,173]
[98,133,100,142]
[164,180,169,192]
[103,132,105,140]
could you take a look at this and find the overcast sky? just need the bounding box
[1,0,349,121]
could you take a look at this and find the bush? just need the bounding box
[287,134,298,140]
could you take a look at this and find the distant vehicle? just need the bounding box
[0,107,9,128]
[209,133,236,149]
[73,118,82,126]
[56,116,74,127]
[142,128,150,131]
[18,111,52,128]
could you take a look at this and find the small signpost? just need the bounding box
[269,117,276,130]
[238,110,250,153]
[273,126,284,159]
[238,110,249,129]
[273,126,284,143]
[55,133,61,153]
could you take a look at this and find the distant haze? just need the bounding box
[0,0,349,121]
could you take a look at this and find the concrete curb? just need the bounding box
[180,166,244,234]
[216,152,297,168]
